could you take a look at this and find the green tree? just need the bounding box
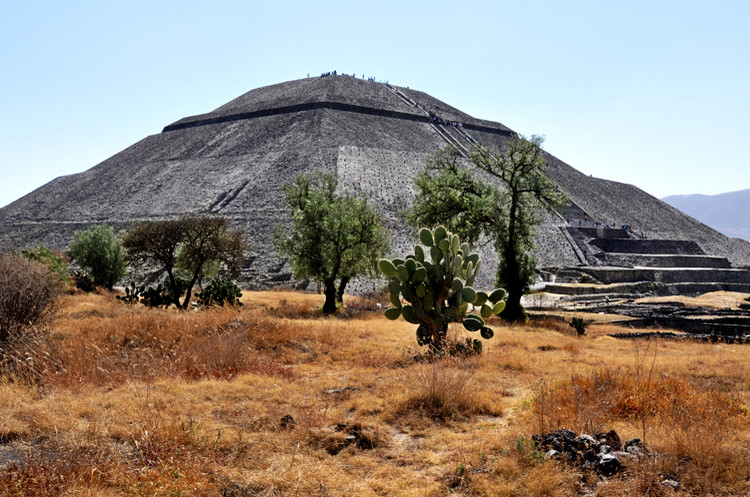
[69,224,127,290]
[409,136,564,322]
[122,215,247,310]
[274,172,389,315]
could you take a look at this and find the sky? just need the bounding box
[1,0,748,209]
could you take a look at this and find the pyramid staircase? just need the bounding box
[379,82,750,301]
[384,82,474,156]
[541,203,750,299]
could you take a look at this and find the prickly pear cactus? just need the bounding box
[378,226,506,353]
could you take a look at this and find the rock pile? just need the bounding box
[532,428,645,477]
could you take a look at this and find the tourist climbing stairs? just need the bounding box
[383,82,470,157]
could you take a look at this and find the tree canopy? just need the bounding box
[122,215,247,310]
[409,136,564,322]
[69,224,127,290]
[274,172,389,315]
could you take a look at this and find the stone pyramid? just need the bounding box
[2,75,749,294]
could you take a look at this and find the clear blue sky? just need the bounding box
[2,0,748,208]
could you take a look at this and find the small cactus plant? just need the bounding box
[378,226,506,354]
[196,277,243,307]
[569,317,587,337]
[115,281,143,305]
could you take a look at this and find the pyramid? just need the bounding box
[2,75,749,294]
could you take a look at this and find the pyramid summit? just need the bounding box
[2,75,749,294]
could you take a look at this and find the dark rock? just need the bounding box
[582,448,598,463]
[662,478,679,489]
[535,429,629,477]
[597,453,621,476]
[534,433,563,452]
[660,473,680,489]
[332,422,378,450]
[613,450,637,462]
[596,429,621,451]
[624,438,643,450]
[557,428,576,442]
[574,434,598,451]
[279,414,295,429]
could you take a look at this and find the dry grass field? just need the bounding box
[1,290,749,496]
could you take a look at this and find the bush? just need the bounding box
[21,245,70,282]
[396,358,490,421]
[69,224,127,290]
[569,317,587,337]
[122,215,247,310]
[140,284,175,308]
[0,253,62,377]
[196,277,243,308]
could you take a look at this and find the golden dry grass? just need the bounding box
[636,290,750,309]
[0,290,748,496]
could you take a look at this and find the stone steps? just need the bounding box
[576,226,632,239]
[578,266,750,284]
[595,253,732,268]
[661,281,750,295]
[589,238,704,255]
[542,281,657,296]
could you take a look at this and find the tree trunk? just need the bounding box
[166,269,182,308]
[502,289,527,323]
[499,193,528,323]
[336,276,350,304]
[322,278,338,315]
[499,242,527,323]
[179,263,203,310]
[431,321,449,355]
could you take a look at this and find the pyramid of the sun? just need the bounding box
[2,75,749,293]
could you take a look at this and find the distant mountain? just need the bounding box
[662,189,750,241]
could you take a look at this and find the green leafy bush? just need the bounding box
[69,224,127,290]
[122,215,247,310]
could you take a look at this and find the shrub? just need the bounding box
[395,358,492,421]
[21,245,70,282]
[196,277,243,307]
[0,253,62,377]
[115,282,143,305]
[69,224,127,289]
[140,284,175,308]
[569,317,587,337]
[114,281,179,308]
[122,215,247,310]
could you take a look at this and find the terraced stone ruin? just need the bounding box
[1,75,749,303]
